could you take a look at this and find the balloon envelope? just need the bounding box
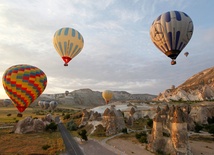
[53,27,84,66]
[184,52,189,57]
[49,101,58,110]
[3,99,12,107]
[2,64,47,112]
[65,91,69,96]
[102,90,113,104]
[42,101,50,110]
[150,11,193,65]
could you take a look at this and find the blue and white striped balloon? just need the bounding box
[150,11,194,65]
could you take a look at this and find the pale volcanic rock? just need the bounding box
[148,105,192,155]
[38,88,156,108]
[154,67,214,102]
[12,114,54,134]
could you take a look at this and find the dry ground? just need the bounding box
[105,136,214,155]
[0,128,65,155]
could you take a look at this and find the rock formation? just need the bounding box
[147,105,192,155]
[12,114,54,134]
[154,66,214,101]
[80,105,126,136]
[189,102,214,124]
[102,105,126,136]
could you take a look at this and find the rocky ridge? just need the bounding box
[37,89,156,108]
[154,66,214,102]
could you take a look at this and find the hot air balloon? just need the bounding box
[150,11,194,65]
[65,91,69,96]
[2,64,47,113]
[102,90,113,104]
[49,101,58,110]
[53,27,84,66]
[3,99,12,107]
[42,101,50,110]
[38,100,45,109]
[184,52,189,57]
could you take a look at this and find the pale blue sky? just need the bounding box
[0,0,213,98]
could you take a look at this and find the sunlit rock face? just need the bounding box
[12,115,54,134]
[189,102,214,124]
[79,105,126,136]
[147,105,192,155]
[154,67,214,102]
[103,105,126,136]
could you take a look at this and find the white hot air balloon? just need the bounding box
[49,101,58,110]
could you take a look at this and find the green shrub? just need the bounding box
[208,125,214,135]
[139,136,147,143]
[194,123,203,133]
[207,117,214,124]
[42,144,50,150]
[45,122,57,132]
[147,119,153,128]
[66,120,78,131]
[121,128,128,134]
[78,129,88,141]
[63,114,70,120]
[135,131,147,143]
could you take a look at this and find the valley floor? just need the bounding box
[79,137,214,155]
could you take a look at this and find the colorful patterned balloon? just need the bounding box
[150,11,194,65]
[2,64,47,112]
[53,27,84,66]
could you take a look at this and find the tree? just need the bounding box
[208,125,214,135]
[78,129,88,141]
[45,122,57,132]
[66,120,78,131]
[121,128,128,134]
[147,119,153,128]
[194,123,203,133]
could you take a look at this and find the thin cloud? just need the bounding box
[0,0,213,98]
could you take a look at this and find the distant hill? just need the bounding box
[36,89,157,108]
[154,66,214,101]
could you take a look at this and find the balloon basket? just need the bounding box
[171,60,176,65]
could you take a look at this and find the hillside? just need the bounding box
[154,66,214,101]
[36,89,157,108]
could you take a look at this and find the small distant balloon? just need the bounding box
[3,99,12,107]
[49,101,58,110]
[150,11,194,65]
[184,52,189,57]
[102,90,113,104]
[38,100,45,109]
[65,91,69,96]
[43,101,50,110]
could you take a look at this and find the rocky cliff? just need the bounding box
[154,66,214,102]
[37,89,156,108]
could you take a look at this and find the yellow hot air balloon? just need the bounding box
[150,11,193,65]
[2,64,47,113]
[102,90,113,104]
[53,27,84,66]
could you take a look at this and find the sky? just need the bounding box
[0,0,213,99]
